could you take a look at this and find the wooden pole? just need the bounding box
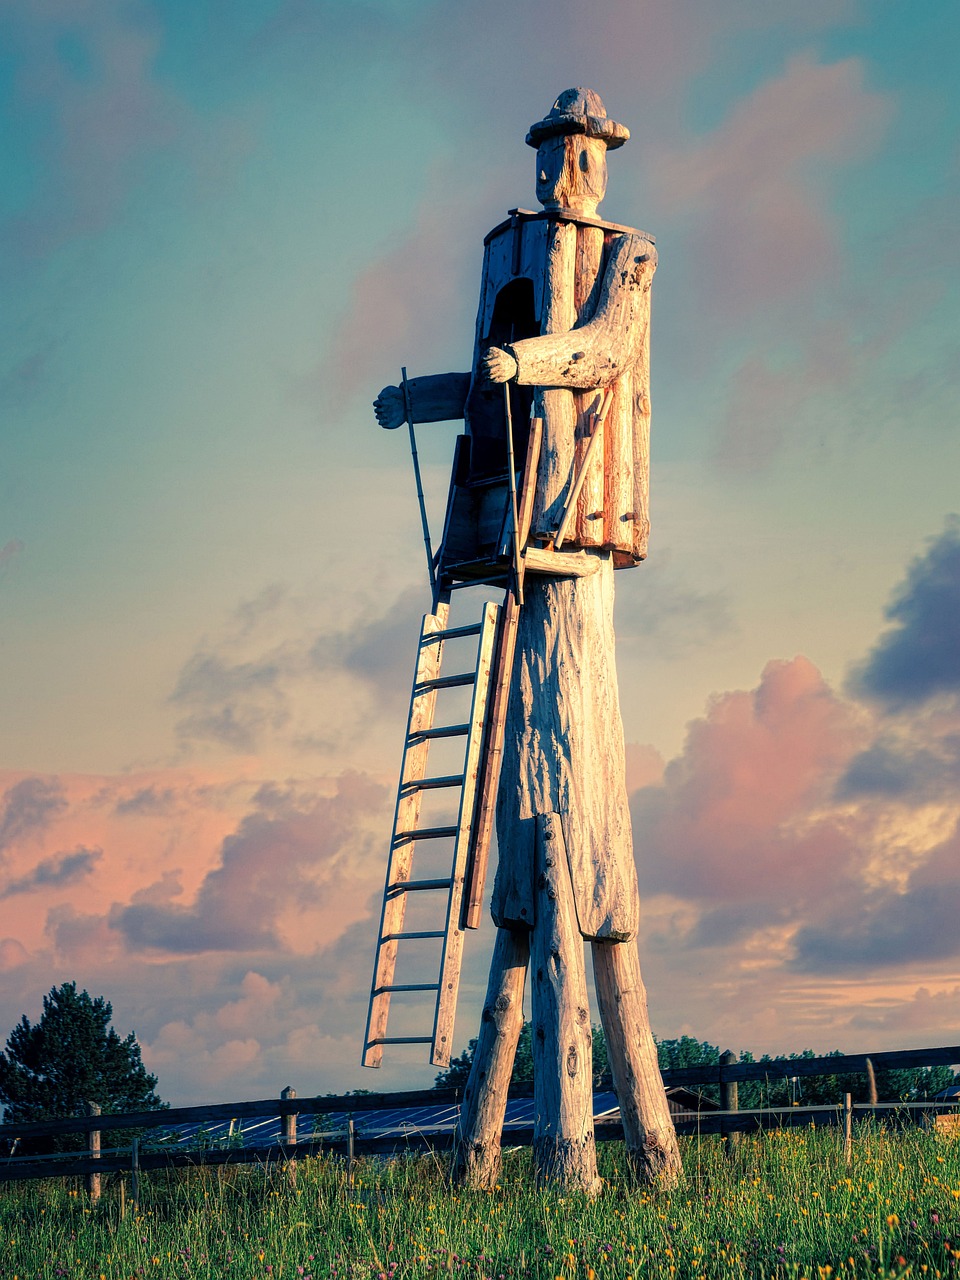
[503,383,523,605]
[347,1115,355,1191]
[130,1136,140,1213]
[720,1050,739,1157]
[530,813,600,1195]
[281,1086,297,1185]
[592,939,681,1185]
[85,1101,101,1203]
[451,926,529,1188]
[401,366,436,593]
[843,1092,853,1167]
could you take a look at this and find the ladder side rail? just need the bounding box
[430,600,501,1067]
[363,604,450,1068]
[460,417,542,930]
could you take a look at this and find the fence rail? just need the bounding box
[0,1043,955,1188]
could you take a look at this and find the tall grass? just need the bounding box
[1,1124,958,1278]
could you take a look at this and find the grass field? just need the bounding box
[1,1124,958,1279]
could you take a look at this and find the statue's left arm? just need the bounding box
[499,234,656,390]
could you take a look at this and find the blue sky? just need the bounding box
[1,0,958,1103]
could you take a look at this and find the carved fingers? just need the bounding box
[482,346,518,384]
[374,385,405,430]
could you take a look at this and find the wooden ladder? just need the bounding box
[362,597,500,1069]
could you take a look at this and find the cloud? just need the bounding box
[0,778,68,855]
[615,555,735,655]
[110,772,388,954]
[654,54,891,321]
[3,0,187,255]
[852,519,960,709]
[792,822,960,971]
[633,655,865,906]
[1,847,101,898]
[0,540,25,571]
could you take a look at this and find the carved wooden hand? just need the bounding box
[374,385,405,430]
[482,346,519,384]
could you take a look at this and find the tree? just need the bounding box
[0,982,166,1152]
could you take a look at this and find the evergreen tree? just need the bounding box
[0,982,166,1152]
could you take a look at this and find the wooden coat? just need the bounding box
[403,208,657,566]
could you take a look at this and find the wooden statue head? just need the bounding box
[527,88,629,218]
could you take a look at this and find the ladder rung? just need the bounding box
[411,723,470,742]
[367,1037,433,1046]
[394,826,457,842]
[388,877,453,893]
[374,983,440,994]
[401,774,463,794]
[383,930,445,941]
[416,672,475,692]
[422,623,482,643]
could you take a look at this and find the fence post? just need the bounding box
[85,1101,101,1203]
[843,1092,853,1166]
[131,1136,140,1212]
[347,1115,355,1190]
[720,1050,739,1156]
[281,1086,297,1185]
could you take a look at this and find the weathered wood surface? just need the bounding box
[364,605,450,1067]
[505,229,655,562]
[531,814,600,1194]
[493,553,638,940]
[432,602,499,1067]
[594,941,682,1185]
[522,546,600,577]
[451,927,530,1188]
[463,590,521,930]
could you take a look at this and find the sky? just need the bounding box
[1,0,959,1106]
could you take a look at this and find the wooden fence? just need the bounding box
[0,1043,956,1191]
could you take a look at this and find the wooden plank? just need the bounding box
[573,225,606,546]
[431,601,500,1066]
[660,1044,960,1088]
[462,589,521,929]
[363,603,450,1068]
[516,416,543,549]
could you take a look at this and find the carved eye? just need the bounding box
[579,151,589,171]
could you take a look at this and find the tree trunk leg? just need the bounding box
[531,814,601,1196]
[450,926,529,1189]
[592,938,682,1186]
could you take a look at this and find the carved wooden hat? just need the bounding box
[526,88,630,150]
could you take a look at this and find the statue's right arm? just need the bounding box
[374,372,471,429]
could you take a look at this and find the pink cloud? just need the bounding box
[633,656,867,903]
[653,54,892,319]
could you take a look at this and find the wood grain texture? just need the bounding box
[510,235,655,391]
[364,605,450,1067]
[592,940,682,1186]
[376,372,472,423]
[450,927,530,1189]
[530,814,601,1195]
[432,602,500,1067]
[492,554,639,940]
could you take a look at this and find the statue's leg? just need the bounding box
[450,925,529,1189]
[531,813,601,1196]
[592,938,682,1186]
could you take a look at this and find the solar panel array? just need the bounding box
[149,1092,622,1150]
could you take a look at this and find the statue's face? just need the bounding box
[535,134,608,215]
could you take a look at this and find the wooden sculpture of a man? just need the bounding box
[375,89,681,1192]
